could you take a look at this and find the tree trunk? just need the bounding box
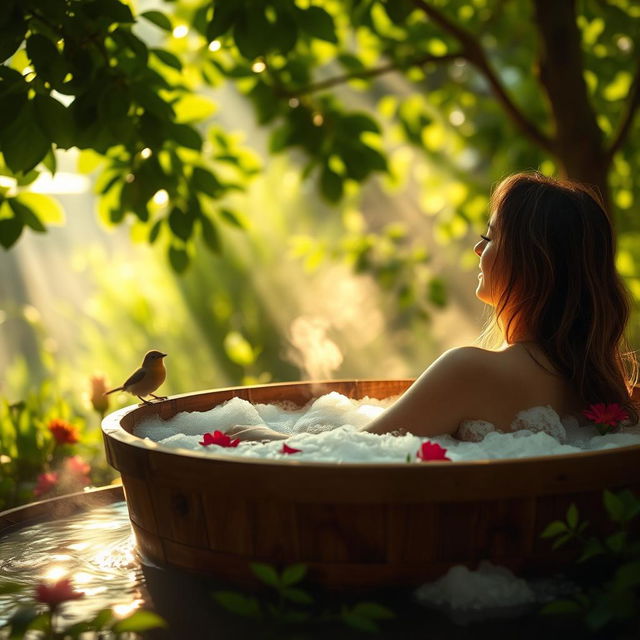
[531,0,612,210]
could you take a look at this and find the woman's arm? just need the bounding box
[226,425,288,441]
[363,347,491,437]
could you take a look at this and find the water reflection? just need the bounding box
[0,502,143,625]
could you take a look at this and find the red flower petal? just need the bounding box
[47,419,79,445]
[281,443,301,455]
[582,403,629,428]
[416,441,451,462]
[199,430,240,447]
[35,578,84,608]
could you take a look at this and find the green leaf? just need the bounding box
[281,587,313,604]
[552,532,573,550]
[0,102,50,173]
[201,216,221,252]
[281,563,307,587]
[169,123,203,150]
[320,166,343,203]
[603,490,624,523]
[42,149,57,174]
[15,193,65,224]
[151,48,182,71]
[8,199,46,232]
[206,3,239,41]
[132,84,174,120]
[212,591,261,618]
[250,563,280,587]
[26,34,65,86]
[99,89,131,124]
[541,599,583,615]
[585,603,613,631]
[233,10,271,59]
[0,90,27,129]
[219,208,247,229]
[111,610,166,633]
[149,218,163,243]
[140,10,172,31]
[89,607,115,630]
[88,0,134,23]
[606,530,627,553]
[614,560,640,590]
[383,0,414,22]
[168,245,189,273]
[33,94,75,148]
[566,503,579,529]
[0,211,24,248]
[0,10,26,63]
[296,6,337,43]
[342,612,379,632]
[168,206,194,241]
[351,602,395,620]
[192,167,223,197]
[578,537,604,562]
[340,113,380,134]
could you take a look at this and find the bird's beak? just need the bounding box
[160,353,168,358]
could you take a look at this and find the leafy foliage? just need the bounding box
[0,381,117,510]
[0,0,638,279]
[0,593,165,639]
[212,562,394,633]
[540,490,640,634]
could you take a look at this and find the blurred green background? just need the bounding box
[1,0,639,411]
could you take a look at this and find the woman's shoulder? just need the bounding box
[431,346,505,376]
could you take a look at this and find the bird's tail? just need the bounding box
[104,387,123,395]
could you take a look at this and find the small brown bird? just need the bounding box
[105,350,168,405]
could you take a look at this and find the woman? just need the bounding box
[231,172,637,441]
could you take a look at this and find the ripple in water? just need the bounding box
[0,502,145,625]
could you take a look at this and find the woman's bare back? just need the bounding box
[364,343,583,438]
[461,343,583,432]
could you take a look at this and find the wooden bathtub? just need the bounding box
[101,380,640,588]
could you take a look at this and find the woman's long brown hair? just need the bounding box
[490,172,637,419]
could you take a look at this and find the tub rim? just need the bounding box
[101,379,640,470]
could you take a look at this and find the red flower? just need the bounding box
[199,430,240,448]
[35,578,84,609]
[47,419,79,445]
[34,472,59,497]
[416,441,451,462]
[582,403,629,435]
[281,443,301,455]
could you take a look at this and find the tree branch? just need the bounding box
[411,0,555,154]
[606,62,640,161]
[277,52,462,98]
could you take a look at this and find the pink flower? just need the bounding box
[47,419,79,445]
[582,403,629,435]
[63,456,91,486]
[281,443,301,455]
[34,472,59,497]
[35,578,84,609]
[199,430,240,448]
[416,441,451,462]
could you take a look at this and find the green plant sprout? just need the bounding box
[540,489,640,634]
[212,562,394,634]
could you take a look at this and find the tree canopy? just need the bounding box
[0,0,639,273]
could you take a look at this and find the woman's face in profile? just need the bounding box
[474,217,500,305]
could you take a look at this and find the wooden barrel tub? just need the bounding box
[101,380,640,589]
